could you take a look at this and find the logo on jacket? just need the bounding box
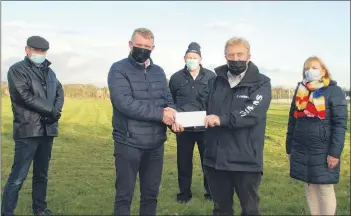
[239,94,263,117]
[237,95,249,99]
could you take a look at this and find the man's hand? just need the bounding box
[162,107,176,126]
[42,108,61,124]
[327,155,339,169]
[171,122,184,133]
[205,115,220,128]
[41,117,58,124]
[51,108,62,121]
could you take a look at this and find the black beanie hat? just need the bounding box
[185,42,201,57]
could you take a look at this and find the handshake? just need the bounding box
[162,107,177,125]
[41,107,62,124]
[162,107,184,132]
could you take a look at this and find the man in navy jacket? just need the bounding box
[107,28,176,216]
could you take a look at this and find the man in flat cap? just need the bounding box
[168,42,216,203]
[1,36,64,216]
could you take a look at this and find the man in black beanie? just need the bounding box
[169,42,216,203]
[2,36,64,216]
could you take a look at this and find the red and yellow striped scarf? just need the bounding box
[294,77,330,119]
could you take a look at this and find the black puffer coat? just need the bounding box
[286,81,348,184]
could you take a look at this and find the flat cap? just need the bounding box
[27,36,49,50]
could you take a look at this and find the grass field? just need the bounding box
[1,96,350,215]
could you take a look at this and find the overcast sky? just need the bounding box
[1,1,350,88]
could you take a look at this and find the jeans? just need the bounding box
[113,143,164,216]
[1,137,54,216]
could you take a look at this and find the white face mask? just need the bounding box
[305,69,322,82]
[30,53,46,64]
[185,59,200,71]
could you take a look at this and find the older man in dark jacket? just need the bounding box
[169,42,216,203]
[107,28,176,216]
[173,37,272,216]
[2,36,64,216]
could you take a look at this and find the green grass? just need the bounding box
[1,97,350,215]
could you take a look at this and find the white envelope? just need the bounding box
[175,111,206,127]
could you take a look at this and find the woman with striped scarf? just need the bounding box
[286,56,348,215]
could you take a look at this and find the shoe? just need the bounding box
[34,209,54,216]
[204,193,212,201]
[176,192,192,204]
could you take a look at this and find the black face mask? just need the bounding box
[131,47,152,63]
[228,60,248,75]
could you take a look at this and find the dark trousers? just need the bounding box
[114,143,164,216]
[176,131,209,195]
[1,137,54,216]
[204,166,262,216]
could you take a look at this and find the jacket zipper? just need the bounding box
[144,68,157,136]
[304,118,309,182]
[144,69,153,99]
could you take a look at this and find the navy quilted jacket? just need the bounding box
[286,81,348,184]
[108,55,175,149]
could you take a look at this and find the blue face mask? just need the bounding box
[30,53,46,64]
[186,59,199,71]
[305,69,322,82]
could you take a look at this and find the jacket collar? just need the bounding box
[329,80,337,86]
[182,64,206,79]
[24,55,51,68]
[214,61,261,87]
[128,54,154,70]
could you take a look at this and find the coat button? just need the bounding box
[192,86,194,88]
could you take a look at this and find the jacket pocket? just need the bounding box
[225,129,257,164]
[126,119,131,139]
[197,80,208,86]
[28,110,39,122]
[318,121,328,143]
[203,133,216,161]
[248,128,257,158]
[179,80,190,88]
[196,80,208,94]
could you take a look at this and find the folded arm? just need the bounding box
[7,66,53,116]
[219,80,272,129]
[107,63,163,122]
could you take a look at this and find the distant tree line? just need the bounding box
[1,81,350,101]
